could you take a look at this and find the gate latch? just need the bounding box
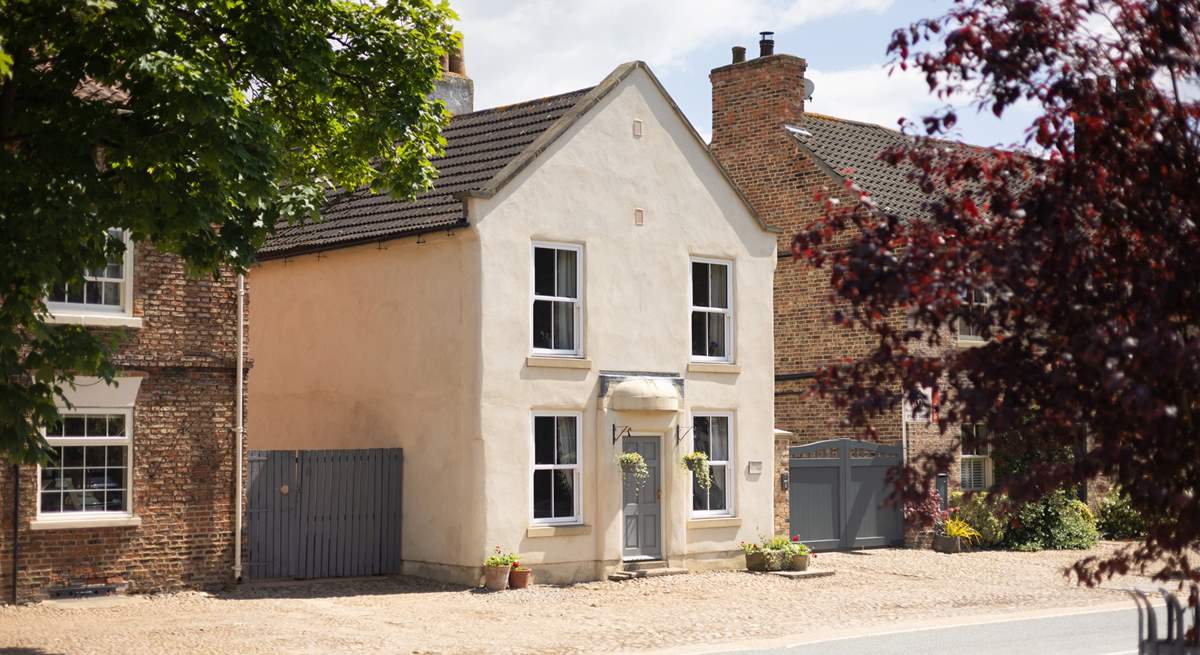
[279,483,290,496]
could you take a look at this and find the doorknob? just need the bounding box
[656,488,661,501]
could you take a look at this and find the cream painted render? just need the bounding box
[248,63,777,585]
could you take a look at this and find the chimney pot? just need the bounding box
[731,46,746,64]
[448,44,466,76]
[759,31,775,57]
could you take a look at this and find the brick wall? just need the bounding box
[710,51,957,536]
[0,244,245,602]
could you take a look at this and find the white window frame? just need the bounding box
[956,288,991,343]
[530,242,584,358]
[689,411,735,518]
[47,228,135,318]
[960,423,991,491]
[37,406,135,520]
[903,386,935,424]
[529,411,583,526]
[689,257,734,363]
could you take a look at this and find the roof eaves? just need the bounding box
[256,215,469,262]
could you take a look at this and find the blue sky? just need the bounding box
[452,0,1039,148]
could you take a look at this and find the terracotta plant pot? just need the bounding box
[483,565,511,591]
[745,551,766,572]
[933,534,963,554]
[762,549,786,572]
[509,567,532,589]
[788,553,810,571]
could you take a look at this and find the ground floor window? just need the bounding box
[691,414,733,516]
[960,423,990,491]
[531,413,581,524]
[39,410,131,514]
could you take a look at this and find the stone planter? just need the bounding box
[509,567,532,589]
[762,549,786,572]
[933,534,964,554]
[483,565,511,591]
[745,551,766,572]
[787,553,810,571]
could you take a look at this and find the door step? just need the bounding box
[622,560,667,572]
[608,564,688,581]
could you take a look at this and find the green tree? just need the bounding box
[0,0,458,461]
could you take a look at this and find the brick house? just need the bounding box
[707,37,989,535]
[0,237,246,603]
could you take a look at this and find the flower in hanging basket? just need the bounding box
[616,452,650,490]
[681,451,712,490]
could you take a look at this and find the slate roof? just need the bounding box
[791,113,1002,220]
[259,87,594,259]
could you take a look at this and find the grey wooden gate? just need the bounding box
[247,448,402,580]
[788,439,902,551]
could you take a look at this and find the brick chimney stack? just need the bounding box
[433,38,474,115]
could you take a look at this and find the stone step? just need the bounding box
[623,560,668,572]
[608,567,688,581]
[767,569,835,580]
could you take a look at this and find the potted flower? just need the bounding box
[509,559,533,589]
[617,452,649,490]
[786,535,812,571]
[933,517,981,554]
[740,541,765,572]
[483,546,517,591]
[681,451,712,490]
[760,535,791,572]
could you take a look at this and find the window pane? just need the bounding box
[45,417,63,437]
[40,468,62,491]
[534,417,555,465]
[63,447,84,468]
[86,415,105,437]
[553,470,574,518]
[552,301,575,350]
[706,312,726,358]
[534,248,556,296]
[85,280,101,304]
[106,446,126,467]
[66,283,83,303]
[709,465,728,511]
[49,286,67,302]
[64,416,86,437]
[106,466,125,491]
[63,468,83,490]
[710,418,729,461]
[83,490,105,510]
[691,311,706,356]
[693,417,711,456]
[85,446,105,467]
[708,264,728,309]
[86,467,114,490]
[102,282,121,305]
[533,300,553,349]
[692,262,709,307]
[108,415,125,437]
[533,469,552,518]
[105,490,125,511]
[64,491,85,511]
[555,249,577,299]
[41,492,62,513]
[555,417,577,465]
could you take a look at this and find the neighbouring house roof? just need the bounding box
[790,113,1005,221]
[261,61,776,260]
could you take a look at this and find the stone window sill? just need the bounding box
[526,356,592,370]
[526,523,591,538]
[955,337,987,349]
[30,515,142,531]
[687,362,740,374]
[46,312,143,329]
[687,516,742,529]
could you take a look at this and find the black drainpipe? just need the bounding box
[10,463,18,605]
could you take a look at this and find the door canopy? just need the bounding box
[608,377,680,412]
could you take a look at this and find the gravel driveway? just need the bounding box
[0,543,1160,654]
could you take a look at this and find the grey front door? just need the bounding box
[622,437,661,560]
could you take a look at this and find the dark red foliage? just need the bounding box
[794,0,1200,585]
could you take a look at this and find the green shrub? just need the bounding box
[950,491,1009,547]
[1005,489,1099,551]
[1097,488,1146,539]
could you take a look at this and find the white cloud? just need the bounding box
[804,64,939,131]
[451,0,893,109]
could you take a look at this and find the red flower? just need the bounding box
[791,535,800,542]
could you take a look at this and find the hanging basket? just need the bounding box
[617,452,649,490]
[681,451,712,490]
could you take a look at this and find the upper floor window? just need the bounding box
[691,414,734,517]
[531,412,582,525]
[960,423,990,491]
[532,243,582,356]
[691,258,732,362]
[957,288,991,342]
[47,229,132,315]
[40,409,132,516]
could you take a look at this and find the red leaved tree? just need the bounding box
[795,0,1199,584]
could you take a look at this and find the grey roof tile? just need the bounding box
[260,87,593,258]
